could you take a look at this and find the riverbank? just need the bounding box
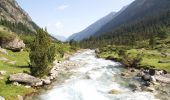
[96,47,170,99]
[0,43,79,100]
[33,50,160,100]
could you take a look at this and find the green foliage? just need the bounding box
[29,29,56,77]
[0,19,36,35]
[0,30,17,45]
[149,35,156,49]
[157,28,168,39]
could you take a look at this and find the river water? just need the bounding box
[35,50,157,100]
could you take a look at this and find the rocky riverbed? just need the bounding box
[4,49,170,100]
[28,50,170,100]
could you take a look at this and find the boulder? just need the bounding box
[142,74,151,81]
[9,73,43,86]
[0,70,7,75]
[0,96,5,100]
[2,38,25,52]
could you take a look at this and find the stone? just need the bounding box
[2,38,25,52]
[42,77,51,85]
[13,82,21,86]
[149,69,156,76]
[108,89,122,94]
[9,73,43,86]
[151,76,156,82]
[0,96,5,100]
[155,75,170,84]
[0,57,8,62]
[25,85,31,88]
[158,60,170,63]
[18,95,23,100]
[131,69,135,72]
[137,71,145,77]
[63,53,70,60]
[95,48,100,53]
[142,74,151,81]
[8,61,16,65]
[144,87,155,92]
[0,70,6,75]
[0,47,8,55]
[129,83,141,91]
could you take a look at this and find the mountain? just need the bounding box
[76,0,170,48]
[0,0,38,34]
[95,0,170,36]
[67,12,117,41]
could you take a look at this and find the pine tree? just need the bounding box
[30,29,56,77]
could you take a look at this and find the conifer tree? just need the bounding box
[30,29,56,77]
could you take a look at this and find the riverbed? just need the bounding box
[34,50,157,100]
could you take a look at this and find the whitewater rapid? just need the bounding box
[36,50,157,100]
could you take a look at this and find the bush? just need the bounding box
[29,29,56,77]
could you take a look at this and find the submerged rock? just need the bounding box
[108,89,122,94]
[9,73,43,86]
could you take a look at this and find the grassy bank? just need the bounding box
[0,42,78,100]
[0,50,35,100]
[97,37,170,72]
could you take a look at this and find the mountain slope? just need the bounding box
[95,0,170,36]
[0,0,38,34]
[67,12,117,41]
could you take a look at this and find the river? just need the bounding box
[34,50,157,100]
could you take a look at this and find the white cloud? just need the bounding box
[57,5,69,10]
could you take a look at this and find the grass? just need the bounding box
[0,50,35,100]
[97,37,170,73]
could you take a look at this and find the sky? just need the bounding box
[16,0,134,38]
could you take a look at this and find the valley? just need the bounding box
[0,0,170,100]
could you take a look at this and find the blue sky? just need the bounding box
[16,0,134,38]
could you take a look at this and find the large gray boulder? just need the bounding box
[2,38,25,52]
[9,73,43,86]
